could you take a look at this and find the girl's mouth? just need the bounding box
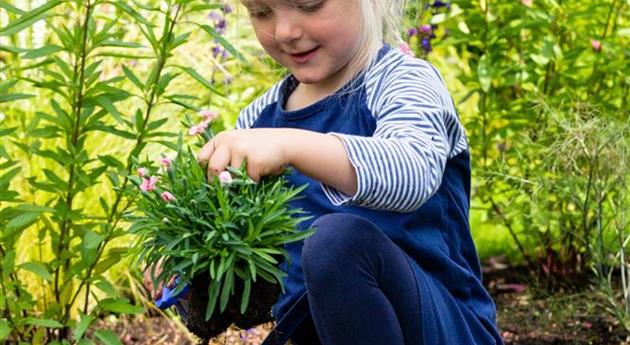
[288,46,320,64]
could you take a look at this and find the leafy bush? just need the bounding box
[0,0,247,342]
[407,0,629,327]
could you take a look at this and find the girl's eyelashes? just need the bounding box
[245,0,325,18]
[297,1,325,12]
[249,8,273,19]
[246,4,274,19]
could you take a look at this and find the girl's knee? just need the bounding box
[302,213,382,282]
[304,213,379,256]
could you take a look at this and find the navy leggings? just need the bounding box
[292,213,422,345]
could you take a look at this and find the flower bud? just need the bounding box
[160,157,172,167]
[161,191,175,202]
[219,171,233,185]
[591,39,602,52]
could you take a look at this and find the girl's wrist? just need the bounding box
[279,128,305,166]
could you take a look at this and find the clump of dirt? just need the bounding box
[186,273,280,344]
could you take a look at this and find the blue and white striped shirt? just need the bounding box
[237,48,468,213]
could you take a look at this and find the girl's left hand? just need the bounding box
[197,128,291,182]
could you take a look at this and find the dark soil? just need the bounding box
[484,262,629,345]
[186,273,280,343]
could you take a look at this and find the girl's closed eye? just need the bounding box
[247,5,274,19]
[297,0,326,13]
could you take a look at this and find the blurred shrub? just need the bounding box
[407,0,629,327]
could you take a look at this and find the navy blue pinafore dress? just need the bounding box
[237,46,504,345]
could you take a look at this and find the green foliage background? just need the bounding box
[0,0,628,343]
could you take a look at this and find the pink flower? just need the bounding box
[137,167,147,177]
[399,43,415,57]
[591,39,602,52]
[140,176,158,192]
[161,191,175,202]
[160,157,172,167]
[188,121,209,136]
[218,171,233,185]
[198,110,218,122]
[521,0,533,8]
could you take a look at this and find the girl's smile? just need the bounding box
[286,45,320,64]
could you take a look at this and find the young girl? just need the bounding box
[194,0,504,343]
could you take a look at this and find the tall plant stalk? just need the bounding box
[0,0,238,342]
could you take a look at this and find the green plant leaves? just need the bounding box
[196,24,247,63]
[0,0,63,37]
[73,314,95,341]
[5,211,41,232]
[0,0,261,341]
[22,45,65,59]
[24,317,64,328]
[240,276,251,314]
[98,298,143,314]
[122,65,144,91]
[20,262,53,281]
[179,66,221,95]
[0,319,9,342]
[94,329,122,345]
[477,54,492,92]
[129,147,311,321]
[83,230,105,249]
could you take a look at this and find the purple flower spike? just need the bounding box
[208,11,222,21]
[407,27,418,37]
[212,45,222,58]
[420,24,432,33]
[222,4,233,13]
[421,38,432,53]
[215,19,226,35]
[432,0,450,8]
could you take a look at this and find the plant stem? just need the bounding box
[489,198,536,270]
[74,3,184,315]
[590,0,619,97]
[53,2,93,331]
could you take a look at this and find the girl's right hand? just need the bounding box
[142,262,176,301]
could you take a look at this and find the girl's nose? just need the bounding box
[274,16,302,43]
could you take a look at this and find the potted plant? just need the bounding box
[127,116,312,342]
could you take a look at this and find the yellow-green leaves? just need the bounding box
[0,0,63,37]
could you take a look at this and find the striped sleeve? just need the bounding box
[321,52,466,212]
[235,82,283,129]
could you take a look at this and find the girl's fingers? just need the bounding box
[153,282,163,300]
[197,139,216,165]
[270,166,285,176]
[167,275,177,289]
[207,145,231,178]
[230,153,245,171]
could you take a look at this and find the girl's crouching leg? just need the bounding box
[301,213,422,345]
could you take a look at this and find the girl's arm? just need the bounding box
[196,128,358,195]
[283,129,358,196]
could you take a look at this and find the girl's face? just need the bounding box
[243,0,363,92]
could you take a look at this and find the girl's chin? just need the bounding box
[289,67,334,84]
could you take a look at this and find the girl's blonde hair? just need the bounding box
[341,0,407,90]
